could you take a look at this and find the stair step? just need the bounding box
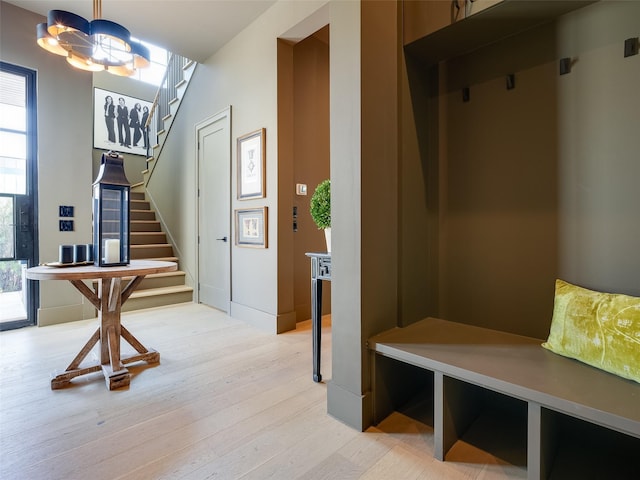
[131,199,151,210]
[143,256,179,263]
[131,231,167,244]
[131,244,174,259]
[131,220,162,232]
[121,58,196,314]
[122,285,193,312]
[131,209,156,221]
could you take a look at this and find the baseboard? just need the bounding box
[327,380,374,432]
[229,302,296,334]
[37,304,91,327]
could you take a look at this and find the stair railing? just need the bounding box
[144,52,193,165]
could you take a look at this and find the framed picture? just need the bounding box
[93,87,153,157]
[237,128,266,199]
[235,207,268,248]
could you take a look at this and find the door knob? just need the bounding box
[216,236,228,242]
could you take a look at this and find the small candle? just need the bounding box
[59,245,73,264]
[73,244,87,263]
[104,239,120,263]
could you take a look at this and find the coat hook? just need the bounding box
[624,37,639,57]
[506,74,515,90]
[462,87,470,102]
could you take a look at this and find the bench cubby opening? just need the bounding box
[542,408,640,480]
[439,377,528,469]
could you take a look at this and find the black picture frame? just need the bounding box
[93,87,153,156]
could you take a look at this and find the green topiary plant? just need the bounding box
[310,179,330,229]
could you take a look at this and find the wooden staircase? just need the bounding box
[94,191,193,312]
[120,55,197,312]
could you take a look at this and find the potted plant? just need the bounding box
[310,179,331,252]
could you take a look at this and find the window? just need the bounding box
[131,39,169,87]
[0,69,28,195]
[0,61,38,330]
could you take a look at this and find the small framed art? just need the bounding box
[237,128,265,199]
[235,207,268,248]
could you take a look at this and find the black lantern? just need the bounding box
[93,151,130,266]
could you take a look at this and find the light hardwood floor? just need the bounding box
[0,303,525,480]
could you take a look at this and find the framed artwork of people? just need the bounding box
[93,87,153,157]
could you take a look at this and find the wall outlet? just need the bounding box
[59,220,74,231]
[59,205,74,217]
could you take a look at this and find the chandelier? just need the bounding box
[36,0,150,77]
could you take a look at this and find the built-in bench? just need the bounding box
[369,317,640,480]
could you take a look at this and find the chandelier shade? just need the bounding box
[36,2,150,77]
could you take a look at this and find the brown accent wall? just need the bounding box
[437,25,559,339]
[401,1,640,340]
[283,27,331,322]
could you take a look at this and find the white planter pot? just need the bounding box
[324,228,331,253]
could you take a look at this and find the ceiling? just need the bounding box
[5,0,277,62]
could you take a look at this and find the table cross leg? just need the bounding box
[121,325,160,364]
[50,328,102,389]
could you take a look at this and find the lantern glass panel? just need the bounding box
[93,184,129,266]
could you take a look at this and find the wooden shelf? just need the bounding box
[404,0,598,65]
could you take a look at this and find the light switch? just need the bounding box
[296,184,307,195]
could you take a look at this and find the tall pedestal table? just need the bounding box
[26,260,177,390]
[305,252,331,382]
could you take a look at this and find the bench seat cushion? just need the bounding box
[542,279,640,383]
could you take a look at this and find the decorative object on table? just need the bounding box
[50,244,94,266]
[237,128,266,200]
[310,179,331,252]
[73,244,87,263]
[93,87,153,157]
[35,0,150,77]
[235,207,268,248]
[93,151,130,266]
[58,244,73,264]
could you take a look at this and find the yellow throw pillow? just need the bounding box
[542,279,640,383]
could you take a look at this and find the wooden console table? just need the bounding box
[26,260,177,390]
[305,252,331,382]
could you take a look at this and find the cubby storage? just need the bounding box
[369,318,640,479]
[544,410,640,480]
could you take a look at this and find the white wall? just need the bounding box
[148,0,331,332]
[1,2,161,325]
[1,1,94,325]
